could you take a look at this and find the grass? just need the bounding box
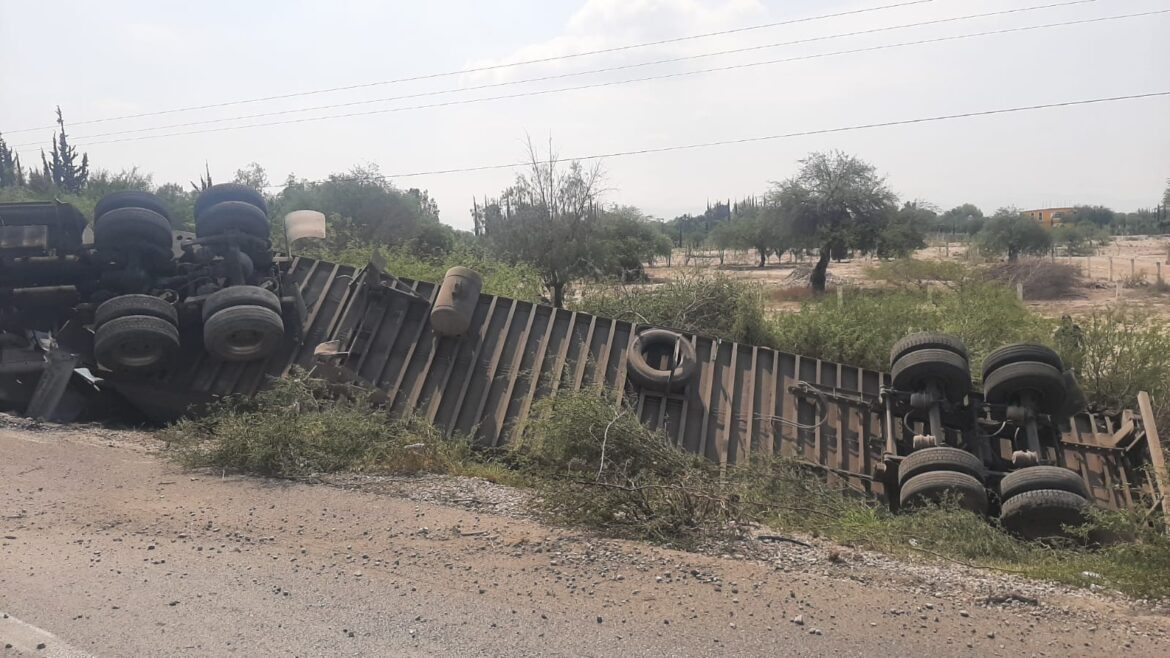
[164,378,1170,600]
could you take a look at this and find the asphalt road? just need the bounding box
[1,424,1166,657]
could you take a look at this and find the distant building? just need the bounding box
[1022,207,1075,227]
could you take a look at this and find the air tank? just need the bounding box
[430,266,483,336]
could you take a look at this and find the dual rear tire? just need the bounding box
[94,295,180,374]
[201,286,284,362]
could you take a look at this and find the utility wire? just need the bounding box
[4,1,942,134]
[311,91,1170,181]
[37,9,1162,153]
[28,0,1110,145]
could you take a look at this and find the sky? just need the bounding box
[1,0,1167,230]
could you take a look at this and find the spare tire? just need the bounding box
[999,489,1089,541]
[195,183,268,218]
[201,285,282,322]
[983,361,1068,416]
[203,304,284,362]
[999,465,1089,501]
[95,294,178,330]
[982,343,1063,380]
[95,315,180,373]
[899,471,988,515]
[898,446,985,484]
[196,200,270,238]
[890,332,968,368]
[94,191,172,224]
[890,348,970,403]
[626,329,697,392]
[94,206,174,252]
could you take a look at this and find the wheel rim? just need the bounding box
[111,337,165,368]
[223,328,268,358]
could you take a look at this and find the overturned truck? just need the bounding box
[1,188,1166,538]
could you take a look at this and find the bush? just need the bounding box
[163,373,476,478]
[770,282,1052,373]
[981,259,1081,300]
[300,243,545,301]
[1054,309,1170,429]
[574,271,774,345]
[864,258,970,290]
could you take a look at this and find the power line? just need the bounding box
[31,9,1161,153]
[2,0,940,134]
[297,91,1170,181]
[29,0,1106,145]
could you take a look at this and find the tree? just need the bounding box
[975,208,1053,261]
[769,151,898,291]
[1052,222,1110,256]
[876,202,928,258]
[233,162,269,191]
[0,133,26,187]
[940,203,985,235]
[40,107,88,193]
[272,164,442,248]
[1066,205,1115,228]
[482,139,605,307]
[593,206,673,281]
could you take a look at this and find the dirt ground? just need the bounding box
[1,417,1168,657]
[645,235,1170,318]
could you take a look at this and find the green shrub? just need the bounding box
[770,283,1052,373]
[1055,309,1170,429]
[163,374,476,478]
[574,271,773,345]
[865,258,970,289]
[301,243,544,301]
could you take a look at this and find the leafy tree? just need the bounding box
[85,168,153,198]
[272,165,442,248]
[233,162,269,191]
[940,203,985,235]
[1066,205,1115,228]
[975,208,1053,261]
[1052,222,1110,256]
[40,107,88,193]
[481,141,605,307]
[769,151,898,291]
[593,206,673,281]
[0,133,26,187]
[155,182,196,230]
[875,203,928,258]
[710,198,787,267]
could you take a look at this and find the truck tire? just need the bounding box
[201,285,282,322]
[982,344,1063,381]
[890,332,968,368]
[899,471,988,515]
[626,329,697,392]
[195,201,270,239]
[95,315,179,373]
[999,465,1089,501]
[94,207,174,252]
[203,305,284,362]
[983,361,1068,416]
[890,348,970,403]
[999,489,1089,541]
[898,446,985,484]
[95,294,178,330]
[195,183,268,217]
[94,191,172,224]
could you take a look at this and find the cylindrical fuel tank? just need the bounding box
[429,266,483,336]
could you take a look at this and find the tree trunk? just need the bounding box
[758,249,767,268]
[1008,247,1019,263]
[810,245,831,293]
[553,282,565,308]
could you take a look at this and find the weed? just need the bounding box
[574,271,774,346]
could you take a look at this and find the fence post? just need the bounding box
[1086,256,1091,278]
[1108,257,1114,282]
[1016,283,1024,301]
[1158,261,1164,285]
[837,286,844,308]
[1131,258,1136,279]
